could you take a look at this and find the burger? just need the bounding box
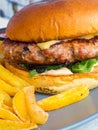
[2,0,98,94]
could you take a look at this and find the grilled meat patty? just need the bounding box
[2,37,98,65]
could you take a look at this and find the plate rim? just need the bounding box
[60,112,98,130]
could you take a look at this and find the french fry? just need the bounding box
[13,89,30,123]
[0,64,30,89]
[23,87,48,124]
[37,84,89,111]
[0,89,12,107]
[5,62,30,77]
[0,119,37,130]
[0,108,21,121]
[0,78,18,96]
[5,62,33,87]
[0,89,13,112]
[1,104,14,113]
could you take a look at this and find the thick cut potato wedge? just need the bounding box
[1,104,14,113]
[23,87,48,124]
[5,62,98,94]
[37,84,89,111]
[13,89,30,122]
[0,108,20,121]
[0,89,12,106]
[0,119,37,130]
[0,78,18,96]
[0,64,30,89]
[0,89,13,112]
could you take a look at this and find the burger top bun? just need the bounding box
[6,0,98,42]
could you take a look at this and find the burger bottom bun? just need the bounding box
[5,62,98,94]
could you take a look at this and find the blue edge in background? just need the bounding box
[59,112,98,130]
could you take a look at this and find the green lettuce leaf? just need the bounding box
[30,70,38,77]
[29,57,98,76]
[71,57,98,73]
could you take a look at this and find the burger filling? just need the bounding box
[2,36,98,76]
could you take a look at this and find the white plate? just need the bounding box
[36,87,98,130]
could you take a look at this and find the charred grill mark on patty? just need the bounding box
[2,36,98,65]
[23,46,30,51]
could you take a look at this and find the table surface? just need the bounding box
[0,17,9,28]
[0,16,98,130]
[75,117,98,130]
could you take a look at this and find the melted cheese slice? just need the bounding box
[37,40,60,50]
[80,33,98,39]
[37,33,98,50]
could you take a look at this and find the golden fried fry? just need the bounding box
[23,87,48,124]
[0,61,48,128]
[0,64,30,89]
[37,84,89,111]
[0,78,18,96]
[13,90,30,122]
[0,119,37,130]
[1,104,14,113]
[5,62,29,77]
[0,108,21,121]
[0,89,12,106]
[0,89,13,112]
